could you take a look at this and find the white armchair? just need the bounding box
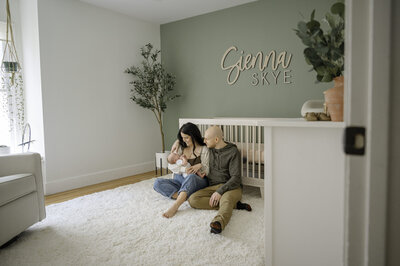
[0,152,46,247]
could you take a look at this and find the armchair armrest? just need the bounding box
[0,152,46,220]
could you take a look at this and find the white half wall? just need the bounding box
[36,0,161,194]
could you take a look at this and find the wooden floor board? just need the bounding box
[45,170,168,206]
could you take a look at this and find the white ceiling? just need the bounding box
[79,0,258,24]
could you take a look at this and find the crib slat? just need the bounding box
[231,125,234,143]
[241,125,244,177]
[230,125,233,142]
[246,125,249,178]
[234,125,236,143]
[252,126,255,179]
[223,125,226,141]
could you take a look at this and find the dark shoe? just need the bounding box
[210,221,222,234]
[236,201,252,211]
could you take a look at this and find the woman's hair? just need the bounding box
[177,122,205,156]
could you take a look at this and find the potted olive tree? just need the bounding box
[125,43,180,168]
[294,1,345,121]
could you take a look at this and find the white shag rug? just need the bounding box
[0,176,265,265]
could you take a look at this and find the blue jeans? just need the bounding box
[153,174,208,198]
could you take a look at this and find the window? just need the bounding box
[0,21,25,150]
[0,98,11,148]
[0,26,11,147]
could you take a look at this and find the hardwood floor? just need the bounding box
[45,170,168,206]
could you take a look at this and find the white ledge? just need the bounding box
[179,117,346,128]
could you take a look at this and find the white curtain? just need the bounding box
[0,72,25,151]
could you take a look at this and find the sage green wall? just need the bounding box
[161,0,335,147]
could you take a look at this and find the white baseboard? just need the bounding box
[45,161,154,195]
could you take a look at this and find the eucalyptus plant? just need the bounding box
[125,43,179,153]
[294,1,345,82]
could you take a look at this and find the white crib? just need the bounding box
[180,117,348,266]
[179,118,265,197]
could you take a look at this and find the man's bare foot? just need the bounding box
[163,204,179,218]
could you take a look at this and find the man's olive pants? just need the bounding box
[188,184,242,230]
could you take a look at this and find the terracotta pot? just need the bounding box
[324,76,344,122]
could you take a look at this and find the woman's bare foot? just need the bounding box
[163,204,179,218]
[163,191,187,218]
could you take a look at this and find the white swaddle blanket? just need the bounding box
[168,159,191,177]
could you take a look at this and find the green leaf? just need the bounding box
[315,66,327,75]
[331,2,345,18]
[306,20,320,33]
[325,13,338,29]
[315,46,329,55]
[322,72,333,82]
[297,21,308,33]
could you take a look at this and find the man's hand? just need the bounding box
[171,140,180,153]
[209,192,221,207]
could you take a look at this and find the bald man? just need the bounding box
[187,126,251,234]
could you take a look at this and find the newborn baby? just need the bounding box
[167,153,205,178]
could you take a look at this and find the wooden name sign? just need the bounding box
[221,46,293,86]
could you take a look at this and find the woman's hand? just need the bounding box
[171,140,180,153]
[186,163,202,174]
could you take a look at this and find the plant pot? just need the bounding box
[324,76,344,122]
[155,151,170,168]
[1,61,20,73]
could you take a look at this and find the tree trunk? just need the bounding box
[158,111,165,153]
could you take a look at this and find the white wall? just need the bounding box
[35,0,161,194]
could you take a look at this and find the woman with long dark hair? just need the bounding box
[153,122,209,218]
